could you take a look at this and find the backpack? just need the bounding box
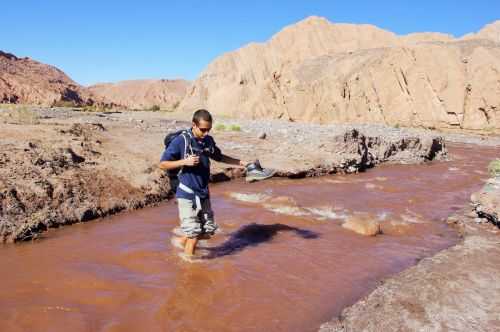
[163,129,193,192]
[163,129,216,192]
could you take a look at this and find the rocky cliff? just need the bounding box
[180,17,500,134]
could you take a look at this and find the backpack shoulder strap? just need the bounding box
[178,129,193,176]
[181,130,194,158]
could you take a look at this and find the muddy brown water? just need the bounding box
[1,143,499,332]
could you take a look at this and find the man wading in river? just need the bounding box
[159,109,251,259]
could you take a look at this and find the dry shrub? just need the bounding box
[11,106,40,125]
[488,159,500,177]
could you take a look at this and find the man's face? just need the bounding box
[193,119,212,139]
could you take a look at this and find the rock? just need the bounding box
[474,217,485,224]
[64,148,85,163]
[470,175,500,227]
[258,132,267,139]
[342,214,381,236]
[380,219,412,235]
[465,209,478,218]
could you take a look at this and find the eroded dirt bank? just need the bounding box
[0,107,447,242]
[320,174,500,331]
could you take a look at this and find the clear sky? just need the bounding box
[2,0,498,86]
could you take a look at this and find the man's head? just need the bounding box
[192,109,212,138]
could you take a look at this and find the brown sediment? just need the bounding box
[0,143,497,332]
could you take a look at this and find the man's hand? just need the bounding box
[183,155,200,166]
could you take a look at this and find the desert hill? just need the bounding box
[0,51,188,110]
[86,79,190,110]
[462,20,500,42]
[0,51,96,106]
[180,16,500,134]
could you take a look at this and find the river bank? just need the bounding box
[1,106,447,242]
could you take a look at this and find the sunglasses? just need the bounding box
[197,126,211,133]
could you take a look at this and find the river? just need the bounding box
[1,143,498,332]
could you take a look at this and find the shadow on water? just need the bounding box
[204,223,319,259]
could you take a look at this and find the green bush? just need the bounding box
[215,123,226,131]
[229,124,241,131]
[488,159,500,177]
[214,123,242,132]
[149,105,161,111]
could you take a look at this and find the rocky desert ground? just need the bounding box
[0,105,451,242]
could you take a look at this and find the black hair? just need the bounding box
[192,109,212,125]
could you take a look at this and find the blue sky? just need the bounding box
[2,1,498,86]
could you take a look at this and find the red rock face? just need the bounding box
[0,50,96,106]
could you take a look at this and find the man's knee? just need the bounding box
[180,217,202,238]
[178,198,202,238]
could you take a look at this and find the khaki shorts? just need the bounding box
[177,197,218,238]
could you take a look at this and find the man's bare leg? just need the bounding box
[184,237,198,256]
[171,236,187,249]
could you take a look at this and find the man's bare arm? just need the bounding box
[159,155,199,170]
[219,154,248,167]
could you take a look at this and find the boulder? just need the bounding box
[342,214,381,236]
